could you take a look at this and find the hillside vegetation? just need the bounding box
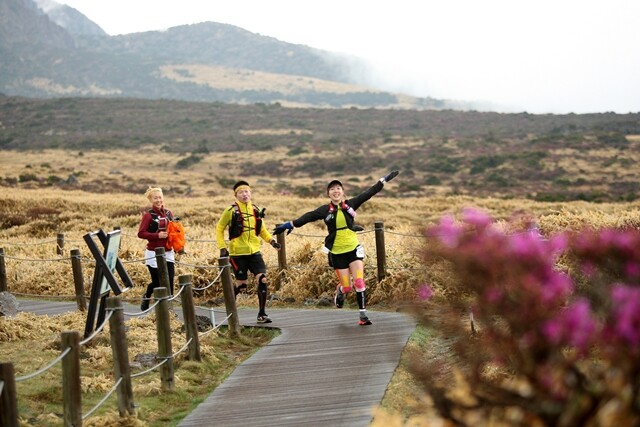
[1,96,640,202]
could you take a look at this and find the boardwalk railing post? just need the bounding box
[153,287,175,391]
[155,247,172,295]
[275,225,287,290]
[107,297,135,416]
[70,249,87,312]
[218,257,241,338]
[178,274,201,361]
[57,233,65,256]
[0,362,18,427]
[61,331,82,427]
[0,248,7,293]
[374,221,387,282]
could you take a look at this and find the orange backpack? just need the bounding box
[166,221,186,253]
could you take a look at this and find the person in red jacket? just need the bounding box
[274,171,399,325]
[137,186,175,311]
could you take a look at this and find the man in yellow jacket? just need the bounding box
[216,180,281,323]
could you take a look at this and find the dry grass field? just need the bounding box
[3,148,640,306]
[3,149,640,425]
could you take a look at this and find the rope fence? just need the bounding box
[0,220,430,302]
[0,272,237,425]
[0,220,435,424]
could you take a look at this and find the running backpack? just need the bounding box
[166,220,186,253]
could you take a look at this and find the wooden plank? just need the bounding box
[15,299,415,427]
[180,309,415,427]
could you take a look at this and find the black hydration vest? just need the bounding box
[147,209,173,233]
[228,203,264,240]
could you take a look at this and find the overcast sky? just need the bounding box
[57,0,640,114]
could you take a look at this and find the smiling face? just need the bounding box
[327,184,344,204]
[148,190,164,209]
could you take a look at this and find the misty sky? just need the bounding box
[56,0,640,114]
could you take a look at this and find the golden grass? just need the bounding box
[4,154,640,425]
[160,64,380,95]
[2,183,640,308]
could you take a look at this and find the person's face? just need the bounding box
[149,191,164,209]
[236,188,251,203]
[328,185,343,203]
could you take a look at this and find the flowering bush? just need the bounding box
[412,208,640,426]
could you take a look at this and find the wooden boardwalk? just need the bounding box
[16,299,415,427]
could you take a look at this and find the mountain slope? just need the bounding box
[0,0,455,109]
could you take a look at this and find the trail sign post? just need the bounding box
[83,229,133,338]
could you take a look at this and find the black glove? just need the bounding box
[270,239,281,249]
[219,248,229,258]
[273,221,294,235]
[380,170,399,183]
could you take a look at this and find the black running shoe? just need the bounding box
[358,316,372,326]
[257,314,272,324]
[334,285,345,308]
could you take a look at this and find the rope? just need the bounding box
[79,310,115,346]
[15,347,72,382]
[0,238,57,247]
[191,269,224,291]
[82,377,123,420]
[171,337,193,358]
[167,285,185,302]
[12,292,77,299]
[142,336,193,365]
[130,359,168,379]
[193,305,226,313]
[123,294,173,317]
[120,256,153,264]
[123,298,160,317]
[0,254,69,262]
[186,237,217,243]
[175,260,222,269]
[198,313,233,338]
[384,229,428,238]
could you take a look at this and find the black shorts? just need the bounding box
[229,253,267,280]
[328,245,365,269]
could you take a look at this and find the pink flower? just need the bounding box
[541,298,596,352]
[483,287,503,304]
[431,214,463,248]
[541,318,563,344]
[549,233,568,253]
[609,285,640,349]
[563,299,596,350]
[462,207,493,228]
[417,284,434,301]
[624,262,640,279]
[540,273,573,303]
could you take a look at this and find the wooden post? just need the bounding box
[107,297,135,416]
[61,331,82,427]
[56,233,65,256]
[0,362,18,427]
[218,257,241,338]
[178,274,201,361]
[155,247,172,295]
[374,221,387,282]
[70,249,87,312]
[275,227,287,291]
[153,287,174,391]
[0,248,7,293]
